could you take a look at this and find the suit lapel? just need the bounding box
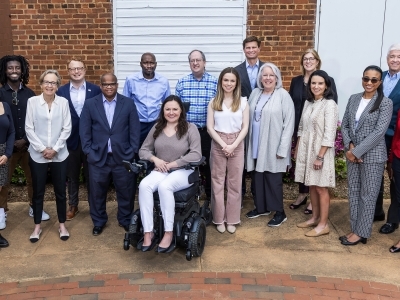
[239,62,252,92]
[388,72,400,99]
[111,95,124,129]
[94,96,110,128]
[356,92,378,131]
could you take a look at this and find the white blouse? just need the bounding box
[354,97,371,129]
[213,97,247,133]
[25,94,71,163]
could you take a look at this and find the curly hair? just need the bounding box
[0,55,31,86]
[153,95,188,140]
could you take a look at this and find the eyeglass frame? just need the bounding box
[101,82,117,88]
[303,57,316,62]
[68,67,85,72]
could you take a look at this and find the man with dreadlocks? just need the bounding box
[0,55,50,229]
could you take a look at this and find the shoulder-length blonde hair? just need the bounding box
[300,49,321,75]
[212,67,242,112]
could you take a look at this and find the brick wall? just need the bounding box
[9,0,113,93]
[0,1,13,57]
[247,0,317,88]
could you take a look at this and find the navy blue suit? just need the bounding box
[80,93,140,227]
[376,71,400,222]
[56,82,101,208]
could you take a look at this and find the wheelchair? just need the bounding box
[122,157,212,261]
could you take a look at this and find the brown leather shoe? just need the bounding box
[66,206,79,221]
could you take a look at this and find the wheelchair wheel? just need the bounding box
[123,239,130,251]
[189,218,206,257]
[200,200,213,226]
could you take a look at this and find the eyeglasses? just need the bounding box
[101,83,117,87]
[303,57,316,62]
[68,67,85,72]
[189,59,203,64]
[12,91,18,105]
[42,81,58,86]
[362,77,380,84]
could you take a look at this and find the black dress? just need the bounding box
[0,102,15,185]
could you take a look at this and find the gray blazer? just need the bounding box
[341,92,393,163]
[235,60,264,99]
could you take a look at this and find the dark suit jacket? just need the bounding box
[79,93,140,168]
[56,81,101,151]
[234,60,264,98]
[383,71,400,137]
[289,74,338,133]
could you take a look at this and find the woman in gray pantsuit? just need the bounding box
[341,65,393,246]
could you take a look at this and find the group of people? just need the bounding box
[0,36,400,255]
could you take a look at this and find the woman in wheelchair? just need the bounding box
[138,95,202,252]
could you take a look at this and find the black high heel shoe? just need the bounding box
[155,236,176,254]
[341,236,367,246]
[389,245,400,253]
[289,196,307,210]
[140,234,156,252]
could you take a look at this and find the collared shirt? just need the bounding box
[69,81,86,116]
[122,72,170,123]
[0,84,35,143]
[25,94,71,163]
[383,71,400,97]
[246,60,260,90]
[103,94,117,153]
[175,72,218,128]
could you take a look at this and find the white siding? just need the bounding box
[315,0,399,119]
[113,0,247,93]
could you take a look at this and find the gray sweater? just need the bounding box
[139,122,202,167]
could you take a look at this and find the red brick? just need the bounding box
[217,272,242,278]
[281,280,310,288]
[34,289,62,297]
[123,291,151,298]
[335,284,363,292]
[6,293,36,300]
[283,294,311,300]
[216,284,242,291]
[94,274,119,281]
[341,279,370,288]
[296,287,323,295]
[350,292,380,299]
[143,272,168,278]
[368,282,398,291]
[190,284,217,290]
[168,272,194,278]
[61,287,89,296]
[52,282,79,290]
[154,278,181,284]
[87,286,115,294]
[362,287,393,297]
[150,291,178,298]
[179,277,205,284]
[321,289,350,298]
[104,279,130,286]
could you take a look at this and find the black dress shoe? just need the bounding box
[92,226,104,236]
[0,234,9,248]
[338,235,347,242]
[140,234,156,252]
[373,213,385,222]
[379,223,399,234]
[341,236,367,246]
[156,236,176,253]
[389,245,400,253]
[289,196,307,210]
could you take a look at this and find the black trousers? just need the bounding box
[390,155,400,223]
[88,154,136,227]
[29,157,68,224]
[67,141,89,207]
[375,135,398,223]
[198,127,212,198]
[252,170,284,213]
[140,121,156,147]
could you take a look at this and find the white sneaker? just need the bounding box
[0,208,5,230]
[29,207,50,221]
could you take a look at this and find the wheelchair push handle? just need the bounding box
[122,160,148,174]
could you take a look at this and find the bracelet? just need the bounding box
[316,155,324,162]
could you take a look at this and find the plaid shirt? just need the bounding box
[175,72,217,128]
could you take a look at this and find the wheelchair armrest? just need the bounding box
[185,156,206,168]
[122,160,149,174]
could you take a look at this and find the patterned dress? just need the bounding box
[295,99,338,187]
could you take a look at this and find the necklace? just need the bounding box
[254,90,274,122]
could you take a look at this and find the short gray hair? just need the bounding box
[257,62,283,90]
[39,69,61,87]
[387,43,400,57]
[188,49,206,62]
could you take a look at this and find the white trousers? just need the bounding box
[138,169,193,232]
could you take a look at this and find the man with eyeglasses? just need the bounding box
[80,73,140,236]
[57,57,101,220]
[123,52,170,146]
[375,43,400,235]
[0,55,50,229]
[235,36,264,211]
[175,50,218,201]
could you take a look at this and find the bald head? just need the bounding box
[140,53,157,79]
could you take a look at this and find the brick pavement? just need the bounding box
[0,272,399,300]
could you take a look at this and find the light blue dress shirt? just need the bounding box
[246,60,260,90]
[122,72,170,123]
[103,95,117,153]
[383,71,400,98]
[69,81,86,116]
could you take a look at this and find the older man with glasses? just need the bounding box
[0,55,50,230]
[175,50,218,201]
[57,57,101,221]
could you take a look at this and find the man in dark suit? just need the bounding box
[234,36,264,214]
[80,73,140,236]
[57,58,101,220]
[375,44,400,234]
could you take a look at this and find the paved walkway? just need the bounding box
[1,201,399,299]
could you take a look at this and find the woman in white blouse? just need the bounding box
[207,67,249,234]
[25,70,71,243]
